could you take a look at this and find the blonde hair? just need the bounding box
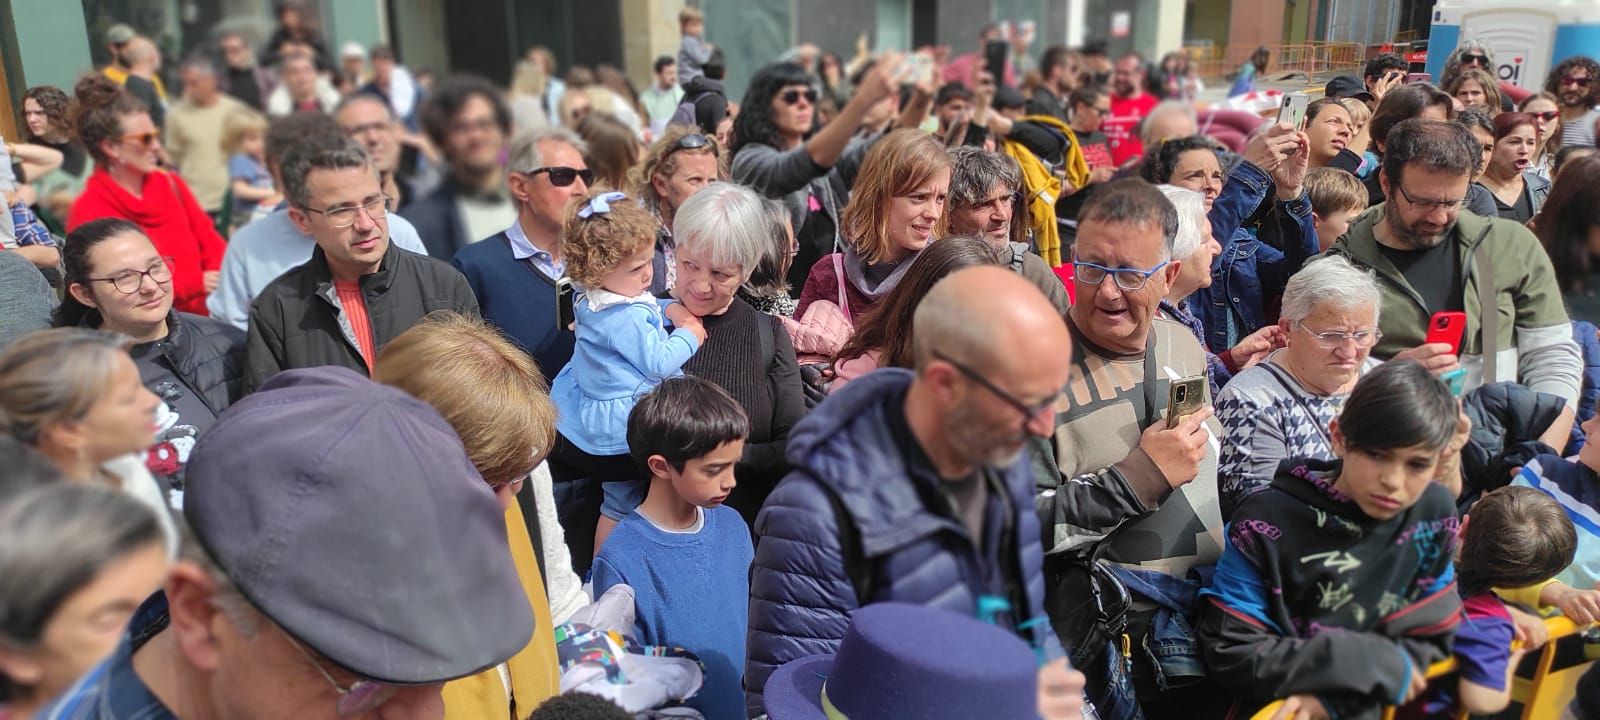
[561,188,659,289]
[679,7,703,26]
[1339,97,1370,127]
[630,125,724,212]
[220,107,269,155]
[840,129,952,263]
[372,313,558,485]
[1304,167,1367,217]
[0,329,131,446]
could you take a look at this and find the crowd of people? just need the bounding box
[6,3,1600,718]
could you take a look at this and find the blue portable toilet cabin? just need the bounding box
[1429,0,1600,90]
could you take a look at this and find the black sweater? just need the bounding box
[683,297,806,527]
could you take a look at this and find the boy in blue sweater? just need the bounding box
[592,375,753,720]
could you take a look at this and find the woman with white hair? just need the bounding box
[1154,184,1282,395]
[1214,255,1384,518]
[674,182,806,528]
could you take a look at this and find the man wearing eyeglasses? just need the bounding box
[746,266,1075,715]
[403,75,515,259]
[208,113,428,331]
[39,367,534,720]
[1328,119,1580,450]
[1543,56,1600,149]
[1042,179,1227,718]
[242,137,478,392]
[450,127,587,380]
[945,146,1070,314]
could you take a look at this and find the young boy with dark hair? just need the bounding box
[1198,361,1467,720]
[592,375,752,720]
[1304,166,1367,251]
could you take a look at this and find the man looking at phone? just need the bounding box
[450,128,586,379]
[1327,119,1579,448]
[1105,53,1158,166]
[746,266,1079,715]
[1042,179,1227,719]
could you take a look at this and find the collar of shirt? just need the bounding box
[39,592,176,719]
[505,220,563,278]
[581,287,657,313]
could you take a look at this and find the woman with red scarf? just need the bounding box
[66,76,224,316]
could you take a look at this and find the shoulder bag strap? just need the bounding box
[832,252,851,320]
[1260,363,1334,448]
[1475,231,1499,385]
[1139,326,1161,427]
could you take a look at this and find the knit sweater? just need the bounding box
[592,505,753,720]
[69,169,226,316]
[682,298,804,527]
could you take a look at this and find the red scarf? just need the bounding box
[68,169,226,315]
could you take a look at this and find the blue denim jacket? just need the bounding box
[1188,162,1319,354]
[1107,565,1215,692]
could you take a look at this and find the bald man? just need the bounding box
[745,266,1076,715]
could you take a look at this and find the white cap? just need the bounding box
[341,41,366,59]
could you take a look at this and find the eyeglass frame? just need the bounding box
[280,629,403,716]
[521,166,596,188]
[1459,54,1489,66]
[1295,322,1383,350]
[932,350,1064,433]
[300,193,393,229]
[1071,258,1171,291]
[86,257,174,295]
[665,132,718,159]
[779,87,819,106]
[120,131,160,147]
[1393,184,1468,212]
[1562,75,1593,87]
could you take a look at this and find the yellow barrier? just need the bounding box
[1247,616,1592,720]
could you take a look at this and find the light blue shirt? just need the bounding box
[206,207,428,330]
[506,219,563,280]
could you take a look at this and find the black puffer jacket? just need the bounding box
[154,312,247,415]
[1458,381,1565,510]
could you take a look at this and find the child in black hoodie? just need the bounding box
[1198,360,1469,719]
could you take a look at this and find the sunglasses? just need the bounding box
[779,88,819,106]
[121,131,160,146]
[1460,54,1489,66]
[669,133,715,155]
[1531,110,1560,122]
[523,166,595,187]
[1563,76,1593,87]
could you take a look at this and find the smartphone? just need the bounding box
[1276,91,1309,131]
[984,40,1010,85]
[1442,368,1467,397]
[1166,376,1207,429]
[903,53,935,87]
[557,277,575,331]
[1425,310,1467,356]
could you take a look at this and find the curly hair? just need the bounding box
[22,85,73,142]
[1138,135,1219,185]
[630,125,724,213]
[1545,55,1600,109]
[561,189,660,290]
[839,129,952,263]
[731,62,813,156]
[73,74,148,165]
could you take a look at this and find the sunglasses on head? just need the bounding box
[670,133,714,154]
[121,131,159,147]
[524,166,595,187]
[780,88,819,106]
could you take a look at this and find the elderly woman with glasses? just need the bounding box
[671,182,806,529]
[53,218,245,492]
[1214,255,1384,518]
[67,75,226,317]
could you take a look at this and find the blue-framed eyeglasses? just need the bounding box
[1072,259,1170,291]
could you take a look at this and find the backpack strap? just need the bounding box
[1474,227,1498,384]
[832,252,851,320]
[819,481,874,606]
[1009,242,1029,274]
[757,311,776,371]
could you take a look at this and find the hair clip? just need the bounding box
[578,191,628,219]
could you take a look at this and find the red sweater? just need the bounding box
[69,169,226,315]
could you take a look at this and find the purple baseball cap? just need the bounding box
[183,366,532,684]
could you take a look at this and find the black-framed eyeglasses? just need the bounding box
[1296,323,1383,350]
[1394,184,1467,212]
[302,194,391,229]
[1072,259,1171,291]
[523,166,595,188]
[933,350,1062,431]
[280,630,401,716]
[780,88,819,106]
[87,258,173,294]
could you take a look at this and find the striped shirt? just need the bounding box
[1561,107,1600,149]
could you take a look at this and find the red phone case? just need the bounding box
[1425,311,1467,356]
